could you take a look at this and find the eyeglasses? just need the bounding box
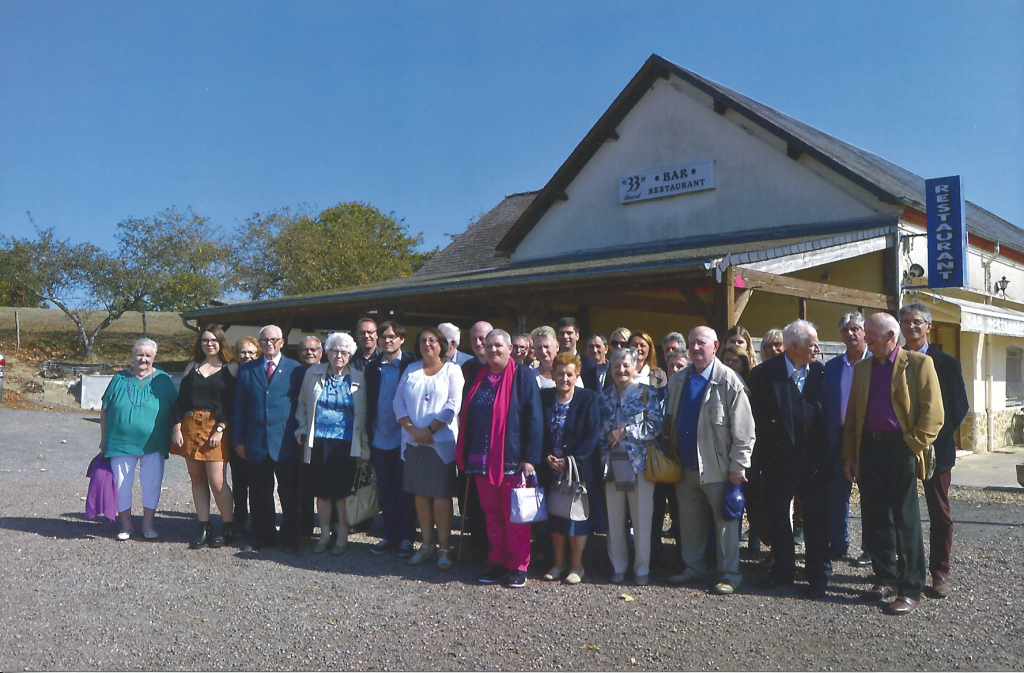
[300,347,322,353]
[238,350,259,357]
[200,339,219,345]
[381,333,402,342]
[356,330,377,337]
[258,337,282,344]
[901,319,929,327]
[511,344,529,352]
[419,338,440,346]
[327,349,350,357]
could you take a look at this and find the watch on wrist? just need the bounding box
[215,426,226,433]
[428,425,437,435]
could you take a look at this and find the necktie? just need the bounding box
[266,360,275,379]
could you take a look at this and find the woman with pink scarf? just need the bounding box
[456,329,543,589]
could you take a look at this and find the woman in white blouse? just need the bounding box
[393,326,465,570]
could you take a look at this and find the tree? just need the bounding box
[235,202,437,299]
[0,208,234,358]
[114,207,236,312]
[0,227,126,360]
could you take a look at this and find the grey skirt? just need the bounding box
[403,445,457,498]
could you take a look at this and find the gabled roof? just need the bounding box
[414,191,539,278]
[495,54,1022,255]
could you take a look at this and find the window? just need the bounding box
[1007,347,1024,407]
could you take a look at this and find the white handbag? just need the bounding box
[509,472,547,524]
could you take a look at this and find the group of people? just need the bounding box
[98,304,967,615]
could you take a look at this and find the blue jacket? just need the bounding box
[233,356,305,463]
[540,387,600,485]
[823,354,845,460]
[363,351,417,447]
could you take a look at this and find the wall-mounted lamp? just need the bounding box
[902,263,926,287]
[995,276,1010,298]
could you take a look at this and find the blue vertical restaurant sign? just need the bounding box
[926,175,968,288]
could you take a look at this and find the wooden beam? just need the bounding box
[799,297,808,321]
[732,289,752,325]
[713,282,729,337]
[736,268,893,310]
[678,287,716,324]
[725,266,736,329]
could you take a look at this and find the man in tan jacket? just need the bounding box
[842,313,943,615]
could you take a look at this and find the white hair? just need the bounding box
[437,322,461,346]
[299,335,321,347]
[133,337,157,356]
[838,312,865,331]
[782,320,817,348]
[259,324,282,339]
[485,329,511,347]
[609,346,639,368]
[872,313,901,340]
[324,332,356,353]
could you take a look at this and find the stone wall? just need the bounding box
[960,409,1024,453]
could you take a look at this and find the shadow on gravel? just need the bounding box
[81,417,101,424]
[0,509,210,543]
[0,515,113,540]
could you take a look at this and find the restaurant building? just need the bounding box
[183,54,1024,454]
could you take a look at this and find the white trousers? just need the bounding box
[112,453,165,512]
[605,471,655,576]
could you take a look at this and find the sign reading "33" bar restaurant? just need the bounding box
[620,159,716,204]
[926,175,969,289]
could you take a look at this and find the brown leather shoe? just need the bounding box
[861,584,898,601]
[888,596,920,615]
[930,576,951,599]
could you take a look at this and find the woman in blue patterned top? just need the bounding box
[599,347,664,585]
[296,332,369,555]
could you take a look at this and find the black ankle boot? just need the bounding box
[189,522,212,549]
[211,522,233,548]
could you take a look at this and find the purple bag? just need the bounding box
[85,453,117,522]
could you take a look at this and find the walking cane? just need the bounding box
[456,472,471,571]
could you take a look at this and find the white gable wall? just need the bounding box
[511,75,902,264]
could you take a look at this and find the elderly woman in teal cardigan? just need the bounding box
[100,338,178,541]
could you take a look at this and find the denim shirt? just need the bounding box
[598,381,664,473]
[372,354,403,450]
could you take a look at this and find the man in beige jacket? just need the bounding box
[842,312,943,615]
[663,326,755,595]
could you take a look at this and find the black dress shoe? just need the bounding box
[805,585,827,599]
[759,575,795,589]
[210,522,233,548]
[189,523,212,549]
[223,522,241,544]
[853,552,872,567]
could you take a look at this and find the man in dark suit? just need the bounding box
[351,317,381,372]
[556,317,599,392]
[823,313,872,566]
[749,319,832,599]
[233,324,306,553]
[365,320,418,557]
[899,303,969,599]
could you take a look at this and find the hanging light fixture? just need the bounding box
[995,276,1010,298]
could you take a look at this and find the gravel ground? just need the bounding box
[2,409,1023,671]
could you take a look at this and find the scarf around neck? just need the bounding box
[456,357,516,486]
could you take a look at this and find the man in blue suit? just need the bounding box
[234,324,306,553]
[823,312,872,567]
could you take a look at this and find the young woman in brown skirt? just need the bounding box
[171,325,239,548]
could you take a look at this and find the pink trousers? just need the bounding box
[475,476,531,572]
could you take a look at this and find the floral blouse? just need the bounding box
[598,381,664,474]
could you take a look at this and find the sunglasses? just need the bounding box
[610,340,627,348]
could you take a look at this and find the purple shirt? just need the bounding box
[864,346,902,432]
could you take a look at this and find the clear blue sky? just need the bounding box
[2,1,1021,253]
